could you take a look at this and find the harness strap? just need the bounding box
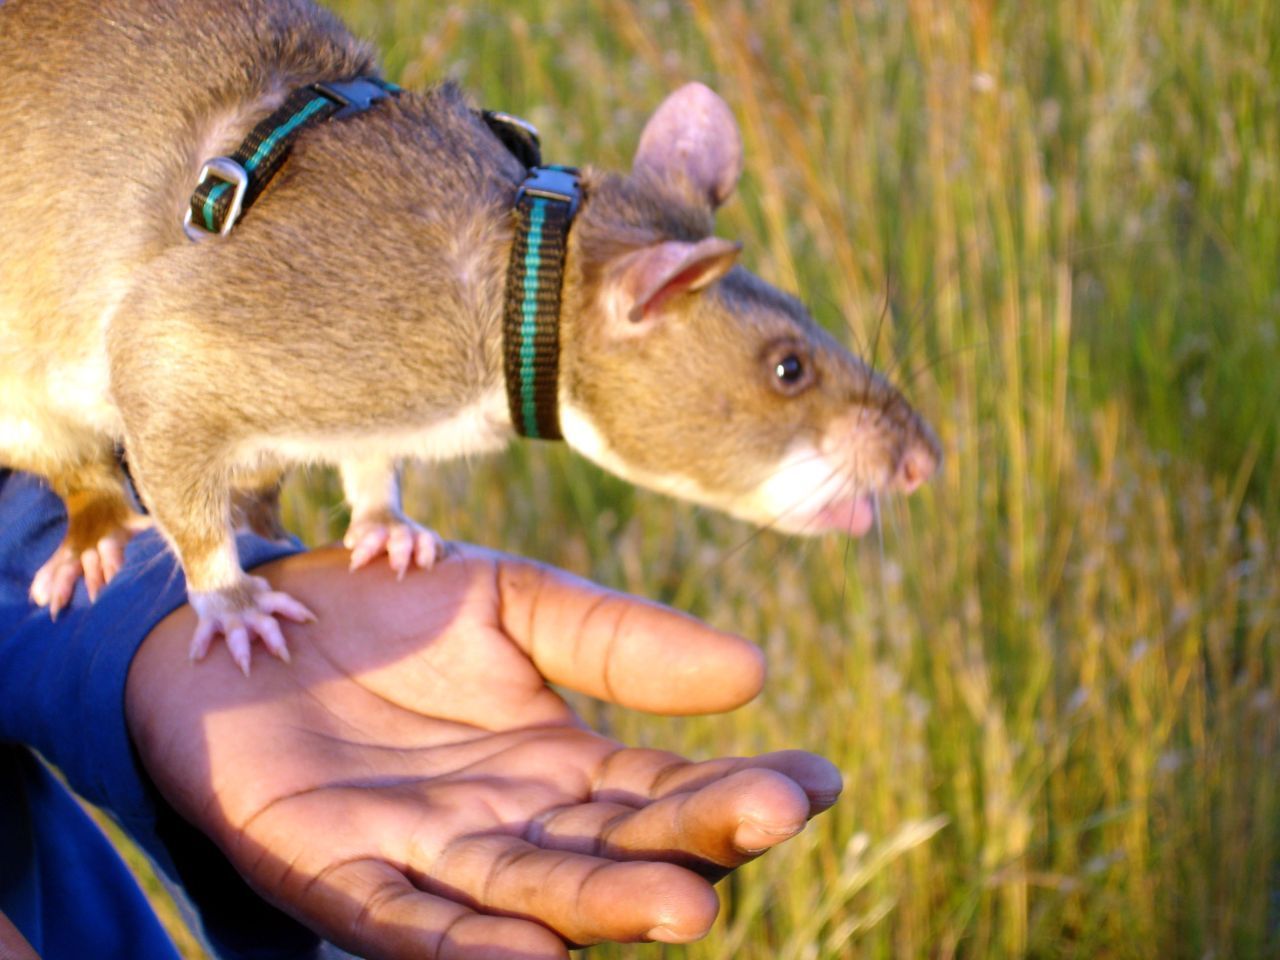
[501,166,581,441]
[184,76,580,443]
[186,76,398,238]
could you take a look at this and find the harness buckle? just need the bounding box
[183,157,249,241]
[516,165,581,218]
[312,78,393,120]
[482,110,542,169]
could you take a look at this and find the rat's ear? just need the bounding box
[633,83,744,209]
[608,236,742,325]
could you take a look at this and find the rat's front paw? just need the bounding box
[188,577,315,676]
[343,514,444,578]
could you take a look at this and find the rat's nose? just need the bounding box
[893,436,939,495]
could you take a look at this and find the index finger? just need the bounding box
[494,556,765,715]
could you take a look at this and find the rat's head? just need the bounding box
[558,84,940,537]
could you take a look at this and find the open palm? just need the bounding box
[127,545,841,960]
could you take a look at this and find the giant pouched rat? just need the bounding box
[0,0,940,674]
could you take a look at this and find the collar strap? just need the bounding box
[185,76,399,239]
[502,165,582,441]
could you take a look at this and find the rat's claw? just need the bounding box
[386,524,415,578]
[226,625,252,676]
[81,548,104,602]
[83,529,133,601]
[245,611,291,662]
[29,553,61,608]
[414,527,443,568]
[190,617,218,662]
[96,531,129,585]
[346,524,390,571]
[31,546,84,620]
[256,590,316,624]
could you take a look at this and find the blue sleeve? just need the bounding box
[1,743,182,960]
[0,470,321,960]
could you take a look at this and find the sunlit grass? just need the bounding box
[129,1,1280,957]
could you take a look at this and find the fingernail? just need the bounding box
[646,925,696,944]
[734,818,803,853]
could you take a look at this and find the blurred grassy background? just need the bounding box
[122,0,1280,957]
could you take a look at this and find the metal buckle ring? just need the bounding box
[483,110,543,169]
[183,157,249,241]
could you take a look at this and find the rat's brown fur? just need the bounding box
[0,0,939,663]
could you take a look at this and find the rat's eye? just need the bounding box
[765,341,815,396]
[775,354,805,383]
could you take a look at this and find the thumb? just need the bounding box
[495,557,764,715]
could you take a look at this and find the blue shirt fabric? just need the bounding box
[0,470,320,959]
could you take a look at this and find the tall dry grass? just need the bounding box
[128,1,1280,957]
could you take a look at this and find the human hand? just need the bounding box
[126,545,841,959]
[0,909,39,960]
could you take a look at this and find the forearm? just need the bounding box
[0,515,187,836]
[0,473,296,835]
[0,471,313,959]
[0,909,39,960]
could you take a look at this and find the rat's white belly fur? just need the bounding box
[0,298,122,465]
[230,387,512,472]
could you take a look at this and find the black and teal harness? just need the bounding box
[499,165,578,441]
[185,77,402,238]
[185,75,580,442]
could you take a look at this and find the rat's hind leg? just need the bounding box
[128,449,313,675]
[340,456,443,577]
[31,445,149,617]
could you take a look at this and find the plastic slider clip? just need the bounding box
[313,78,393,120]
[183,156,249,241]
[516,165,581,218]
